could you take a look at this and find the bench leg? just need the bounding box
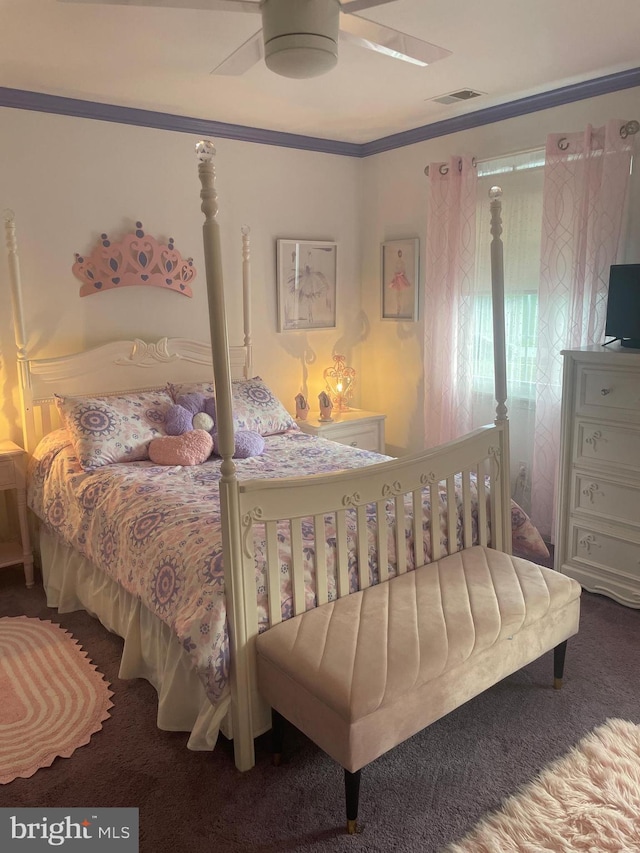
[554,640,568,690]
[345,769,361,834]
[272,709,285,766]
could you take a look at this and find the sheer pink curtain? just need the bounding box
[424,156,477,446]
[532,119,634,539]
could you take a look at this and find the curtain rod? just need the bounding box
[424,149,539,177]
[424,120,639,176]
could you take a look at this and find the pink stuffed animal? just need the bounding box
[149,429,213,467]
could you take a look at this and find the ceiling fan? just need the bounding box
[60,0,452,79]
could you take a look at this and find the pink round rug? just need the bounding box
[0,616,113,784]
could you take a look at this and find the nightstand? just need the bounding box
[296,410,386,454]
[0,440,34,587]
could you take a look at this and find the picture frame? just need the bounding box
[277,239,337,332]
[381,238,420,321]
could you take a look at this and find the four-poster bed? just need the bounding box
[3,144,580,832]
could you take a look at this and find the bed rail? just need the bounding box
[240,423,509,615]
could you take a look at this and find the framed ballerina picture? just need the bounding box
[381,238,419,321]
[277,239,337,332]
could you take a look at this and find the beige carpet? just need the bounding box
[446,718,640,853]
[0,616,113,784]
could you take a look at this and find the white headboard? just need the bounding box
[19,337,251,452]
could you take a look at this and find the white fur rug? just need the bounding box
[447,718,640,853]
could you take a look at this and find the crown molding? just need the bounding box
[1,66,639,159]
[0,87,361,158]
[360,66,640,156]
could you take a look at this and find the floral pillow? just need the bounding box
[231,377,297,436]
[511,501,550,562]
[167,380,214,401]
[169,377,297,436]
[56,390,173,471]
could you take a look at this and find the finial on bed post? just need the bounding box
[241,225,252,379]
[195,140,256,774]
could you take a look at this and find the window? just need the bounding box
[471,290,539,399]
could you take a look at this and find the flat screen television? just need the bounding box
[604,264,640,349]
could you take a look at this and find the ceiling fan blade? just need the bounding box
[211,29,264,75]
[57,0,260,12]
[339,13,451,66]
[339,0,395,13]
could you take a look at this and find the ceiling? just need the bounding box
[2,0,640,145]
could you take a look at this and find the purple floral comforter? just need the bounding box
[27,428,388,704]
[28,428,547,707]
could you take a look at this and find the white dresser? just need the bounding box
[555,345,640,608]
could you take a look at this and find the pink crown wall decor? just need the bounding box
[72,222,196,297]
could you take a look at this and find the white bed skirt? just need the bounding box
[39,527,230,751]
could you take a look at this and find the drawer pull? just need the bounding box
[600,388,611,396]
[578,533,600,555]
[585,430,605,452]
[350,441,358,447]
[581,482,603,504]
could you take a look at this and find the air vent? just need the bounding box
[432,89,485,105]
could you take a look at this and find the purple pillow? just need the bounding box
[213,430,265,459]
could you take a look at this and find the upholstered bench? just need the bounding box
[256,545,581,833]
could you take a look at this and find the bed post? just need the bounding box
[489,187,512,552]
[241,225,252,379]
[195,141,255,772]
[3,209,34,452]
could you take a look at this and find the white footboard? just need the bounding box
[227,420,510,768]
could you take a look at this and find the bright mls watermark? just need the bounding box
[1,809,138,851]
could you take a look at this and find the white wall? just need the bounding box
[2,88,639,462]
[359,88,640,457]
[0,108,362,445]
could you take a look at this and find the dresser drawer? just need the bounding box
[0,460,15,488]
[568,521,640,585]
[297,411,385,454]
[577,366,640,419]
[573,471,640,529]
[331,424,381,452]
[574,420,640,475]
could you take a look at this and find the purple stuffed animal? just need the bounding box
[166,393,216,437]
[165,392,265,459]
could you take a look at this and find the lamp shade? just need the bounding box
[323,355,355,412]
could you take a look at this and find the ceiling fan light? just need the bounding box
[264,33,338,78]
